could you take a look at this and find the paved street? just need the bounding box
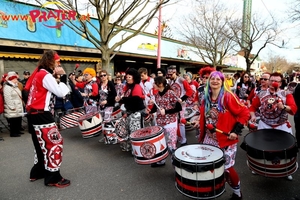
[0,116,299,200]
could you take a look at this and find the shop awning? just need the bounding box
[0,52,101,63]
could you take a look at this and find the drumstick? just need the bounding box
[180,118,195,125]
[153,100,161,110]
[72,63,80,75]
[206,124,230,136]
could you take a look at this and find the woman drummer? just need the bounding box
[71,68,99,113]
[199,71,249,200]
[98,70,117,121]
[115,68,145,152]
[147,76,182,167]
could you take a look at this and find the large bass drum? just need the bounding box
[241,129,298,177]
[78,112,102,139]
[130,126,169,165]
[173,144,225,199]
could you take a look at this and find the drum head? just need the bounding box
[175,144,223,164]
[130,126,163,140]
[243,129,295,152]
[241,129,298,160]
[184,108,196,120]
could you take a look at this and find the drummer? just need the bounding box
[97,70,117,122]
[199,71,249,200]
[167,65,193,147]
[147,76,182,167]
[249,72,297,134]
[249,72,297,180]
[70,68,99,113]
[138,67,157,126]
[183,72,198,108]
[115,68,145,152]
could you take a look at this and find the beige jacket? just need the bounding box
[3,81,24,118]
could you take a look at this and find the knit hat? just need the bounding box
[156,68,166,76]
[7,71,18,81]
[83,68,96,77]
[54,53,60,61]
[185,72,192,80]
[1,73,7,83]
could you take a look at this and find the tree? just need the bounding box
[33,0,170,74]
[176,0,237,68]
[264,55,290,73]
[289,0,300,23]
[229,13,280,73]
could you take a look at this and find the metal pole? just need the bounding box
[157,0,162,69]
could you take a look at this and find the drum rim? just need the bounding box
[243,129,296,151]
[130,126,163,140]
[174,144,224,164]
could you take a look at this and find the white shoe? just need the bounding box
[251,171,256,175]
[287,175,293,181]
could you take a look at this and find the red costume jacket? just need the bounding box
[199,93,250,148]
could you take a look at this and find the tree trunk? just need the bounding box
[101,51,113,76]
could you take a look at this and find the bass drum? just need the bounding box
[130,126,169,165]
[173,144,225,199]
[241,129,298,177]
[78,112,102,139]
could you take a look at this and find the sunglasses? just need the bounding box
[260,78,269,81]
[202,76,209,79]
[100,74,107,77]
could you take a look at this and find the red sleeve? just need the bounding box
[249,95,261,113]
[183,80,193,97]
[132,84,145,99]
[225,93,250,125]
[247,88,255,101]
[91,83,99,96]
[75,82,85,89]
[286,93,297,115]
[152,88,158,95]
[193,80,199,89]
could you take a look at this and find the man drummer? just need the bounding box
[167,65,193,147]
[138,67,157,126]
[249,72,297,180]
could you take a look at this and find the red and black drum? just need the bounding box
[60,107,85,130]
[78,111,102,139]
[130,126,169,165]
[241,129,298,178]
[173,144,225,199]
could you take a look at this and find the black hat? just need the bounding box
[23,70,30,75]
[125,68,141,84]
[156,68,166,76]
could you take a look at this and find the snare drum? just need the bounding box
[241,129,298,178]
[78,112,102,139]
[184,107,197,121]
[130,126,169,165]
[60,107,85,130]
[173,144,225,199]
